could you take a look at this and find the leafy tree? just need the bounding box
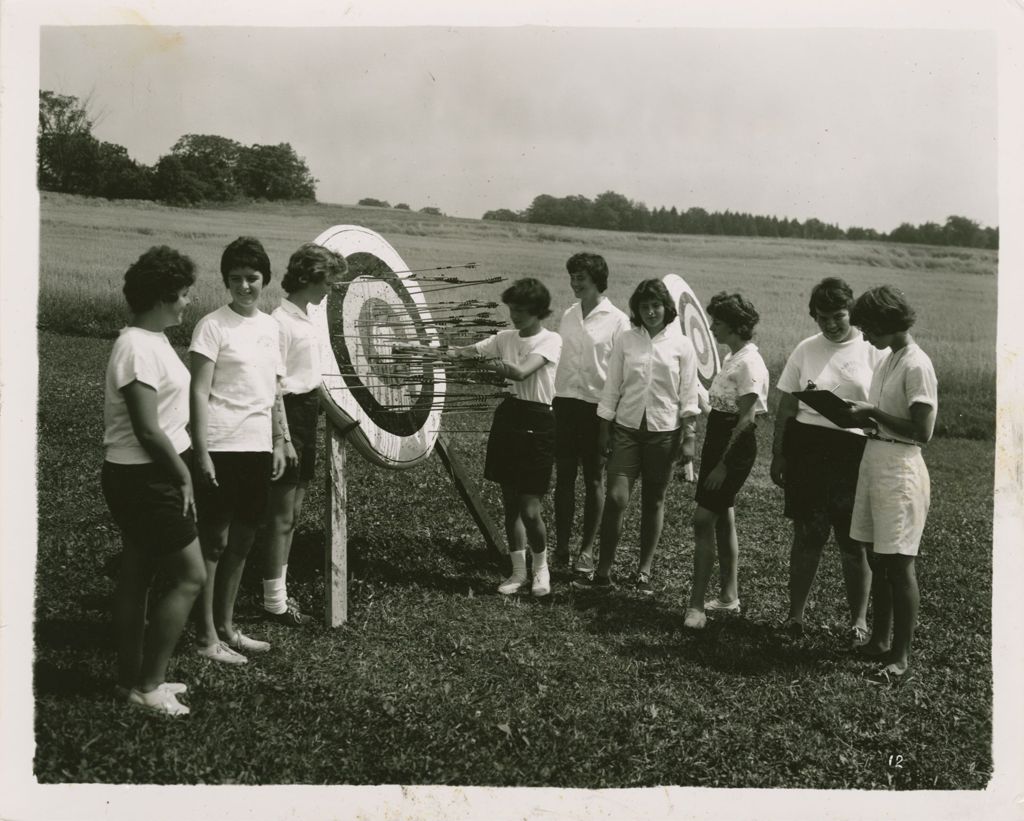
[95,142,153,200]
[169,134,242,201]
[419,206,444,216]
[38,91,101,193]
[153,154,206,205]
[482,208,523,222]
[235,143,316,201]
[395,203,411,210]
[358,197,391,208]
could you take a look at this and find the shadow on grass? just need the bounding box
[34,658,113,698]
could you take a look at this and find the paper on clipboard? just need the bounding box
[791,389,861,428]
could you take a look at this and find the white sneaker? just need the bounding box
[683,608,707,630]
[497,573,529,595]
[197,641,248,665]
[532,566,551,597]
[128,687,190,716]
[115,681,187,701]
[224,631,271,654]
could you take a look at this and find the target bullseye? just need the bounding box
[311,225,445,469]
[663,273,721,392]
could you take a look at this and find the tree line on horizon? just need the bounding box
[38,90,997,250]
[38,91,317,205]
[484,192,998,250]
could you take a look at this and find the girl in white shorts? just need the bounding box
[847,285,937,685]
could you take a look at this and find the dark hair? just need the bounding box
[566,252,609,292]
[850,285,916,333]
[808,277,854,317]
[707,291,760,341]
[501,277,552,319]
[281,243,348,294]
[122,246,196,313]
[220,236,271,286]
[627,279,678,328]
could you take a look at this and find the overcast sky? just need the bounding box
[39,25,997,232]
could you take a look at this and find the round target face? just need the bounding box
[662,273,721,392]
[311,225,445,469]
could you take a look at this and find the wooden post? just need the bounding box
[325,423,349,626]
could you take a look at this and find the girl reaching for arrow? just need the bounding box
[446,278,562,597]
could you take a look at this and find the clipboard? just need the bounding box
[792,389,861,428]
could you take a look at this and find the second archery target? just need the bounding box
[662,273,721,392]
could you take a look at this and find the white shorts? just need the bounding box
[849,439,930,556]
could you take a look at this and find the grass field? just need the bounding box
[33,194,995,789]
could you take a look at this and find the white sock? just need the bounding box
[509,550,527,579]
[263,575,287,615]
[531,549,548,572]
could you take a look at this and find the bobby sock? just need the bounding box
[531,549,548,572]
[509,549,527,579]
[263,574,287,615]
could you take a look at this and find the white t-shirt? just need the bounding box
[867,343,938,443]
[474,328,562,405]
[273,299,321,395]
[777,331,885,432]
[189,305,283,452]
[598,322,700,431]
[554,297,631,404]
[708,342,770,415]
[104,326,191,464]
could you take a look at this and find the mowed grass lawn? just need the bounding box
[33,195,995,788]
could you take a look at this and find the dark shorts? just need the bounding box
[553,397,601,474]
[783,419,866,540]
[102,452,198,555]
[605,422,681,488]
[193,451,273,528]
[694,410,757,514]
[278,390,319,486]
[484,398,556,495]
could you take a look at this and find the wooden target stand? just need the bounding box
[322,418,507,627]
[312,224,509,627]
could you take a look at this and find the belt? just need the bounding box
[865,431,919,447]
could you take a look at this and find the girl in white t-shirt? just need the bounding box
[261,243,347,626]
[684,292,769,630]
[102,246,206,716]
[447,278,562,597]
[190,237,295,665]
[847,286,937,685]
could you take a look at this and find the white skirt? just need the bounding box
[849,439,930,556]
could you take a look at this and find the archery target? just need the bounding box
[311,225,445,470]
[662,274,721,392]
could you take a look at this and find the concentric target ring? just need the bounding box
[663,273,721,392]
[311,225,445,469]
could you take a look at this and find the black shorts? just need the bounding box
[278,390,319,486]
[484,398,556,495]
[553,397,601,473]
[193,451,272,528]
[101,453,198,555]
[783,419,866,539]
[694,410,757,514]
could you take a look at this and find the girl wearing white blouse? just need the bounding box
[102,246,206,716]
[573,279,700,595]
[447,278,562,597]
[261,243,348,626]
[684,292,769,630]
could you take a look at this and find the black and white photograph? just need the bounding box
[2,1,1023,819]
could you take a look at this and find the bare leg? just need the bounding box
[113,540,155,690]
[596,474,634,579]
[714,507,739,602]
[195,521,229,647]
[838,537,871,631]
[637,477,669,576]
[518,493,547,554]
[264,482,298,582]
[137,539,206,691]
[688,506,719,609]
[500,484,528,552]
[579,459,605,557]
[863,546,893,656]
[213,521,258,640]
[786,519,828,623]
[887,555,918,671]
